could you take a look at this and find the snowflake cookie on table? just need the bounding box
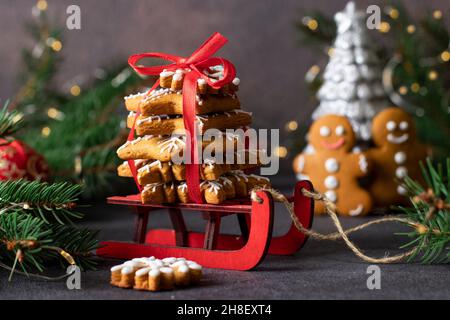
[110,256,202,291]
[367,107,427,207]
[293,115,372,216]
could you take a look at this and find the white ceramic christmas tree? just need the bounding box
[312,1,389,141]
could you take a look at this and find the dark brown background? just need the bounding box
[0,0,448,178]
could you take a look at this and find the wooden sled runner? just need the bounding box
[97,180,314,271]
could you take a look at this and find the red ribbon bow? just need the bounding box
[127,32,236,203]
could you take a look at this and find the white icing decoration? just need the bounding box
[149,269,161,277]
[171,261,187,268]
[397,185,408,195]
[325,158,339,173]
[160,70,174,78]
[249,174,270,181]
[229,170,248,182]
[348,204,364,216]
[124,91,146,100]
[162,257,177,264]
[124,260,146,268]
[117,141,131,151]
[324,176,338,189]
[121,266,134,275]
[394,151,407,164]
[399,121,409,130]
[396,166,408,178]
[188,262,202,270]
[143,182,164,192]
[386,121,396,131]
[232,77,240,85]
[324,190,337,203]
[200,181,222,194]
[172,73,183,81]
[203,158,216,167]
[157,136,186,154]
[111,264,124,272]
[220,176,233,186]
[358,154,368,174]
[160,267,174,274]
[335,125,345,136]
[387,133,409,144]
[148,260,164,269]
[135,267,152,277]
[320,126,331,137]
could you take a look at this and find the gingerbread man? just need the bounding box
[293,115,372,216]
[367,107,427,207]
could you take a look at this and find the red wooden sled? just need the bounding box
[97,180,314,271]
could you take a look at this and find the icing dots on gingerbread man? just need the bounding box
[293,115,372,216]
[368,107,427,207]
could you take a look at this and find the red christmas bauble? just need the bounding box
[0,139,49,181]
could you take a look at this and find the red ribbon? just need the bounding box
[127,32,236,203]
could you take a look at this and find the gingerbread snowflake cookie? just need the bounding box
[110,257,202,291]
[367,107,427,207]
[293,115,372,216]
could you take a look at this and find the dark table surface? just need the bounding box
[0,196,448,300]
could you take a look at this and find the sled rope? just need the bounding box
[250,187,420,263]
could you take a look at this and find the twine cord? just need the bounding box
[250,187,420,263]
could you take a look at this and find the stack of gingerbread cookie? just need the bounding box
[116,66,270,204]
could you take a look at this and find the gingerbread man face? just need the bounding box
[372,107,416,147]
[309,115,356,152]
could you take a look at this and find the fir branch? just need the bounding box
[50,225,99,270]
[0,180,99,279]
[0,212,52,272]
[399,158,450,264]
[0,180,83,224]
[295,9,336,46]
[0,101,24,138]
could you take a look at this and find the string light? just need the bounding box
[51,40,62,52]
[406,25,416,34]
[411,83,420,93]
[285,120,298,132]
[303,17,318,31]
[46,37,63,52]
[47,107,64,120]
[399,86,408,95]
[275,146,288,158]
[440,50,450,62]
[428,70,438,80]
[379,22,391,33]
[309,65,320,74]
[307,19,318,31]
[389,8,399,19]
[12,113,23,123]
[306,65,320,82]
[70,85,81,96]
[327,47,334,57]
[433,10,442,19]
[41,127,51,137]
[36,0,48,11]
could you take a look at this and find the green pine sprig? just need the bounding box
[397,158,450,263]
[0,180,99,279]
[0,101,24,138]
[0,180,84,225]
